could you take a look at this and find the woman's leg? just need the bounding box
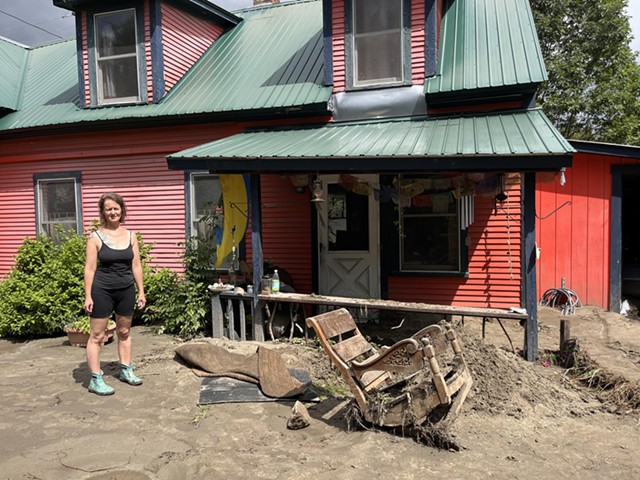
[116,314,143,385]
[115,314,133,366]
[86,316,110,374]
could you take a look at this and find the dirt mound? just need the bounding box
[459,332,588,418]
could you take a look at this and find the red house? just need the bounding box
[0,0,574,357]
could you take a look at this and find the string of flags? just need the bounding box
[336,173,517,210]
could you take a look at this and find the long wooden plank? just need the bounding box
[256,292,527,320]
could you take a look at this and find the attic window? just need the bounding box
[95,9,141,105]
[352,0,404,87]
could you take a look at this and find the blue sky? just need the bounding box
[1,0,640,57]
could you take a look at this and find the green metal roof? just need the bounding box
[0,0,330,132]
[0,38,28,111]
[167,109,574,173]
[426,0,547,97]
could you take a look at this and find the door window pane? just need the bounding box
[353,0,403,86]
[37,178,79,243]
[328,184,369,251]
[95,9,140,104]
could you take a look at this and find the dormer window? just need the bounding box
[95,9,141,105]
[352,0,403,87]
[345,0,410,90]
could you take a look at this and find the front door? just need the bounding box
[317,174,380,298]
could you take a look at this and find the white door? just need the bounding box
[317,174,380,298]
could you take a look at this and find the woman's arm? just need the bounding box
[131,232,146,309]
[84,233,99,314]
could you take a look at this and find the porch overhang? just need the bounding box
[166,109,574,173]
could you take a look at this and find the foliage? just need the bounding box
[531,0,640,145]
[0,228,87,337]
[64,317,115,334]
[140,269,208,338]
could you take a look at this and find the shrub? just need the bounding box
[140,268,208,338]
[0,229,86,337]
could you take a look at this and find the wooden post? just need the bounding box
[210,291,224,338]
[523,172,538,361]
[250,174,265,341]
[560,319,571,349]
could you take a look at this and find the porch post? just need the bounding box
[523,172,538,361]
[250,174,265,341]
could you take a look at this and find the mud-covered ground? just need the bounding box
[0,305,639,479]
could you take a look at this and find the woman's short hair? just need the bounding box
[98,192,127,226]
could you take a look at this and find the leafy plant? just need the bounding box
[64,317,115,334]
[0,228,86,337]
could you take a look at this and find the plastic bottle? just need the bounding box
[272,269,280,292]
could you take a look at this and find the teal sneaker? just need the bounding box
[88,373,115,396]
[119,363,143,386]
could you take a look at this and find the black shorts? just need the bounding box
[91,284,136,318]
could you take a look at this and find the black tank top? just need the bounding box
[93,231,134,289]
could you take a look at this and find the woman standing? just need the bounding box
[84,193,146,395]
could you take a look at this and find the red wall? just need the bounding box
[389,183,523,309]
[160,2,225,93]
[0,123,243,276]
[256,175,314,294]
[536,152,640,309]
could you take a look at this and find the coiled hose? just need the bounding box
[540,287,582,315]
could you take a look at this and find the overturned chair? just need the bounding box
[307,308,473,428]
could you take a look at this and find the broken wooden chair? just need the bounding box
[306,308,473,428]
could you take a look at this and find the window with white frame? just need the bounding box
[398,176,463,273]
[34,173,82,244]
[352,0,404,87]
[95,8,140,105]
[188,173,232,268]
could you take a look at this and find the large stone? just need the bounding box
[287,401,311,430]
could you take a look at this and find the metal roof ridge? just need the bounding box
[234,0,319,14]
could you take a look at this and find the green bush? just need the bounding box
[140,270,208,338]
[0,229,86,337]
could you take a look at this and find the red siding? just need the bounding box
[331,0,346,92]
[0,124,244,276]
[536,153,640,309]
[389,184,523,309]
[161,2,224,93]
[144,0,153,101]
[81,11,90,107]
[258,175,314,294]
[410,0,426,85]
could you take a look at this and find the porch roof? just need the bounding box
[167,108,574,173]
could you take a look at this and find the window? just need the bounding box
[398,176,464,273]
[190,173,223,239]
[351,0,404,87]
[187,173,231,268]
[34,173,82,244]
[94,9,140,105]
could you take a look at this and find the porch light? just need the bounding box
[559,167,566,186]
[311,179,324,202]
[289,174,309,193]
[495,173,508,202]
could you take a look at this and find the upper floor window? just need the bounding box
[34,173,82,244]
[95,9,141,105]
[351,0,405,88]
